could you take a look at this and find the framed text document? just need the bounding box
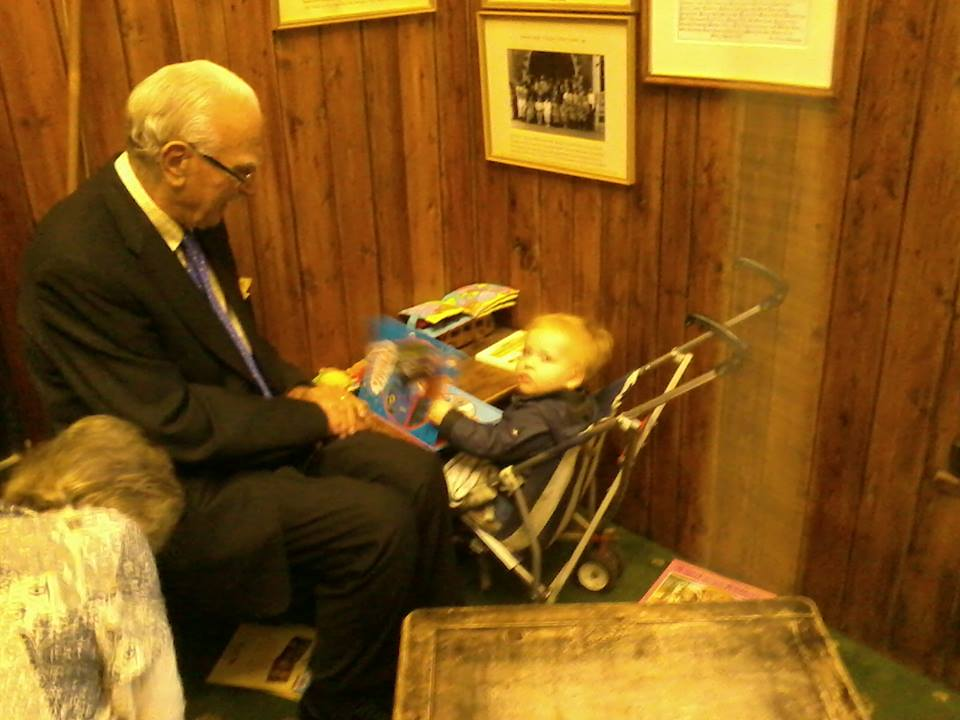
[276,0,435,28]
[481,0,638,10]
[644,0,843,95]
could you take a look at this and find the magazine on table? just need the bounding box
[399,283,519,328]
[474,329,526,372]
[640,558,776,604]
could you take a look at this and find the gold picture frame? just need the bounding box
[275,0,435,28]
[643,0,845,96]
[478,12,636,185]
[481,0,639,11]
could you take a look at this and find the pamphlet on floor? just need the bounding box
[640,558,775,604]
[206,624,315,701]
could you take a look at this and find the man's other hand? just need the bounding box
[287,385,370,437]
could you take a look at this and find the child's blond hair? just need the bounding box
[3,415,184,552]
[526,313,614,380]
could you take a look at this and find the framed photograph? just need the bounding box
[478,12,636,185]
[644,0,843,95]
[275,0,435,28]
[481,0,638,10]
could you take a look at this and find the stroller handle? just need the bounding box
[735,257,788,311]
[668,257,787,360]
[506,317,747,477]
[501,260,785,486]
[685,313,748,376]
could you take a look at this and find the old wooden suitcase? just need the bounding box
[394,598,870,719]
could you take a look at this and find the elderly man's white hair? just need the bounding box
[126,60,259,160]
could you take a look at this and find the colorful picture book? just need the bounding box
[206,624,315,701]
[358,317,466,449]
[400,283,519,333]
[640,559,776,604]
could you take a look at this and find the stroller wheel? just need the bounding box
[576,545,624,592]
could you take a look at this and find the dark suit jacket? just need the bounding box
[18,161,332,616]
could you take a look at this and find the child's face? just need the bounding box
[515,326,585,397]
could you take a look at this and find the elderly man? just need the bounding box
[18,60,459,720]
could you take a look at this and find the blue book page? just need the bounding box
[358,317,465,449]
[444,385,503,424]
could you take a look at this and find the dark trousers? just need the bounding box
[160,431,462,696]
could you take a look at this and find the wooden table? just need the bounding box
[455,325,519,402]
[452,355,517,404]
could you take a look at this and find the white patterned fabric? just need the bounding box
[0,505,184,720]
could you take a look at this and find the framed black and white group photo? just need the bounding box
[477,12,637,184]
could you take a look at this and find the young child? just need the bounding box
[429,313,613,537]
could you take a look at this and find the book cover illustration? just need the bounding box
[400,283,519,336]
[640,559,776,604]
[358,317,466,449]
[206,624,315,701]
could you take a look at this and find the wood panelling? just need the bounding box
[0,0,69,218]
[115,0,182,83]
[890,473,960,679]
[434,0,478,292]
[74,0,129,170]
[362,20,414,318]
[2,0,960,688]
[856,0,960,651]
[0,69,44,440]
[804,0,939,641]
[316,22,382,363]
[275,28,348,365]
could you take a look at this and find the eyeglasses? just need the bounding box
[188,143,256,185]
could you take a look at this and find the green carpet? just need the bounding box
[175,529,960,719]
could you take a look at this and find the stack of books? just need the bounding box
[400,283,519,339]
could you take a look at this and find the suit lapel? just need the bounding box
[98,166,256,381]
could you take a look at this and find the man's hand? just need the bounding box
[287,385,370,437]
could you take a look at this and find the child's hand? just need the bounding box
[429,398,453,425]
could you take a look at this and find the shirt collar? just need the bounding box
[114,151,186,252]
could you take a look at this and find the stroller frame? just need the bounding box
[461,258,788,603]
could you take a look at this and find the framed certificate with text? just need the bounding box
[644,0,844,96]
[481,0,638,10]
[276,0,435,28]
[478,12,636,184]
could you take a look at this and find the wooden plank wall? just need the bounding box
[1,0,959,687]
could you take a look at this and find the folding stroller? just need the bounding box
[452,258,788,602]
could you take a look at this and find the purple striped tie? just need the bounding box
[181,233,272,397]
